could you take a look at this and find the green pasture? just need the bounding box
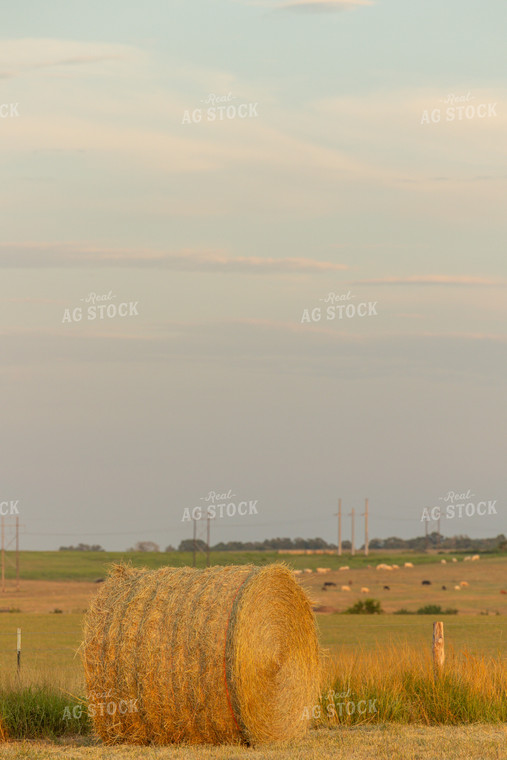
[3,550,506,581]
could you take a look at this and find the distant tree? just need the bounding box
[164,545,176,552]
[133,541,160,552]
[178,539,207,552]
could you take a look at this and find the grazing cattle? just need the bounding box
[442,586,447,590]
[339,566,350,571]
[341,585,351,591]
[321,586,327,591]
[94,578,105,583]
[452,558,458,563]
[441,559,447,564]
[316,568,331,574]
[454,585,461,590]
[422,580,431,586]
[383,585,390,590]
[391,564,399,569]
[361,587,370,593]
[324,581,337,587]
[471,555,480,561]
[404,562,414,568]
[304,568,313,574]
[460,581,469,588]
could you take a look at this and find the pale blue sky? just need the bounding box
[0,0,505,550]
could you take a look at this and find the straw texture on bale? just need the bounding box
[82,563,321,746]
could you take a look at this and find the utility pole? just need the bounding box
[363,498,369,556]
[1,517,4,592]
[206,515,210,568]
[192,517,196,568]
[425,519,429,551]
[335,498,342,556]
[437,515,441,545]
[16,516,19,591]
[349,507,355,556]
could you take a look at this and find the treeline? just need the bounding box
[59,533,507,553]
[369,532,507,552]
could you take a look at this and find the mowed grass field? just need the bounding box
[1,726,506,760]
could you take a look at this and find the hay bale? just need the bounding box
[82,563,321,746]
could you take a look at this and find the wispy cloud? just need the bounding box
[278,0,373,10]
[354,275,507,287]
[0,243,348,274]
[241,0,373,10]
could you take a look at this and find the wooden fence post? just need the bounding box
[432,621,444,675]
[17,627,21,673]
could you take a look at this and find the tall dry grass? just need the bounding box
[315,643,507,726]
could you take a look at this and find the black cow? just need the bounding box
[383,585,390,590]
[442,585,447,590]
[324,581,337,587]
[422,580,431,586]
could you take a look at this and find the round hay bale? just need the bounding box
[82,563,321,746]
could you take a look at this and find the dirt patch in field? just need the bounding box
[0,581,99,614]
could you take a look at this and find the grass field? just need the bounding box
[0,613,505,676]
[1,726,506,760]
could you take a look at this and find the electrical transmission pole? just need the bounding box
[349,507,355,556]
[1,517,4,593]
[363,498,369,556]
[335,498,342,556]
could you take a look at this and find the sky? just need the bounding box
[0,0,506,551]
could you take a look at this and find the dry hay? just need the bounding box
[82,563,321,746]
